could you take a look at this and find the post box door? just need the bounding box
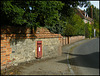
[37,43,42,58]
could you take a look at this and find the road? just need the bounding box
[69,38,99,75]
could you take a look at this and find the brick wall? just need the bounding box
[69,36,85,44]
[62,37,69,46]
[1,26,62,69]
[1,34,12,69]
[62,36,85,46]
[1,25,85,70]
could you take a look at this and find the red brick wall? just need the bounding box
[69,36,85,44]
[62,36,85,46]
[1,34,12,69]
[62,37,69,46]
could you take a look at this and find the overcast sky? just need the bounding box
[78,1,99,10]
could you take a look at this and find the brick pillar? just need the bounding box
[1,34,12,70]
[58,37,62,56]
[68,37,70,44]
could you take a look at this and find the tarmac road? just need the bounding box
[69,38,99,75]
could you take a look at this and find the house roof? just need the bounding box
[76,8,93,22]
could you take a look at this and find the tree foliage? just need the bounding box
[86,5,99,22]
[60,0,90,17]
[45,0,89,35]
[0,1,64,28]
[85,22,93,38]
[0,0,90,36]
[62,14,85,36]
[86,4,99,37]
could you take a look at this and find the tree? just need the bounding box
[86,4,99,37]
[45,0,89,35]
[85,22,93,38]
[62,13,85,36]
[70,13,85,35]
[0,1,64,28]
[86,4,99,22]
[0,1,26,25]
[60,0,90,18]
[63,23,75,36]
[93,20,99,37]
[0,0,90,36]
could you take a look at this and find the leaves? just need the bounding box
[62,14,85,36]
[0,1,91,36]
[63,23,75,36]
[86,4,99,37]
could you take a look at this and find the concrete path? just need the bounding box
[19,48,71,75]
[18,38,92,75]
[20,56,71,75]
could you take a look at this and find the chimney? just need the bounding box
[91,6,93,19]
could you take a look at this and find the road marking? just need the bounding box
[66,38,95,75]
[67,49,75,75]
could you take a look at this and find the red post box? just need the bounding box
[37,41,42,59]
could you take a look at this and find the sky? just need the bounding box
[78,1,99,10]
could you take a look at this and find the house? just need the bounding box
[76,8,94,24]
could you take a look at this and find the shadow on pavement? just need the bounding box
[57,52,99,69]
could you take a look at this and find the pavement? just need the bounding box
[1,38,95,75]
[19,38,94,75]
